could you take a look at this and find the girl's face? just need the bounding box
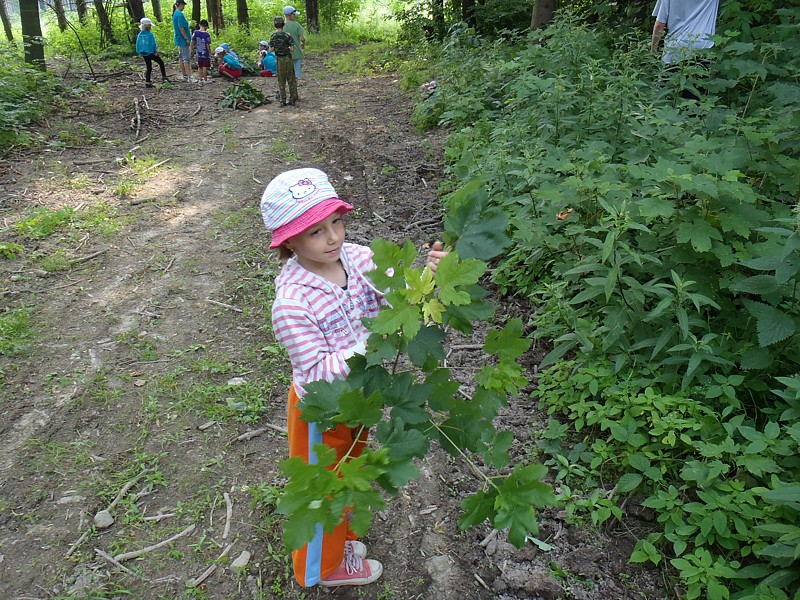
[284,212,346,275]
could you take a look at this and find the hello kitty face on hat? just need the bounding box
[289,178,316,202]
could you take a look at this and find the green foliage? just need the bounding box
[0,306,33,356]
[16,207,74,239]
[220,81,266,109]
[0,42,61,151]
[417,7,800,599]
[277,232,553,551]
[0,242,25,260]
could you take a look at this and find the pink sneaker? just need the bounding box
[348,540,367,559]
[319,543,382,587]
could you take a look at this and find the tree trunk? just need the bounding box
[20,0,45,69]
[151,0,163,22]
[236,0,248,28]
[94,0,116,45]
[432,0,445,40]
[76,0,88,23]
[531,0,555,30]
[191,0,200,25]
[126,0,145,23]
[207,0,223,34]
[462,0,475,29]
[305,0,319,32]
[51,0,69,31]
[0,0,14,41]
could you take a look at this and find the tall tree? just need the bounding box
[151,0,163,22]
[126,0,145,23]
[531,0,555,29]
[206,0,223,33]
[94,0,116,44]
[0,0,13,41]
[191,0,200,25]
[52,0,68,31]
[462,0,475,29]
[305,0,319,33]
[236,0,248,28]
[432,0,445,39]
[20,0,45,68]
[76,0,88,23]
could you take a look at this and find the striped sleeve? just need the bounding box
[272,297,352,390]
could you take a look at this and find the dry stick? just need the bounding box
[205,298,243,312]
[65,530,90,558]
[191,104,202,117]
[187,543,234,588]
[403,216,440,231]
[142,158,171,173]
[236,423,288,441]
[108,469,151,511]
[113,523,196,562]
[222,493,233,540]
[95,548,144,579]
[70,247,110,265]
[133,97,142,139]
[450,343,484,351]
[73,158,108,165]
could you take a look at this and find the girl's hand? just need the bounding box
[427,241,448,274]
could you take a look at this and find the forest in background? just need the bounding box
[2,1,799,599]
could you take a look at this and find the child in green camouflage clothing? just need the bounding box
[270,16,298,107]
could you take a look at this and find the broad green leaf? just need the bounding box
[739,347,772,370]
[435,253,486,306]
[743,300,796,347]
[617,473,643,493]
[369,239,418,291]
[760,485,800,505]
[444,179,510,260]
[483,318,532,360]
[676,219,721,253]
[406,325,446,368]
[459,489,496,529]
[729,274,781,296]
[405,265,435,304]
[484,431,513,468]
[371,300,422,339]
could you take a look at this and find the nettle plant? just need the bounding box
[276,195,556,551]
[410,9,800,600]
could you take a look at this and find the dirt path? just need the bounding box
[0,54,665,599]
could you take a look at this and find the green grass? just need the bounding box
[0,306,33,356]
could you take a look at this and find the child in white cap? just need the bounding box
[261,168,444,588]
[257,41,277,77]
[136,17,169,88]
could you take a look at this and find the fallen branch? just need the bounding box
[236,423,288,441]
[109,469,150,510]
[223,493,233,540]
[403,216,441,231]
[133,97,142,140]
[205,298,243,312]
[65,530,90,558]
[186,543,234,588]
[70,247,111,264]
[95,548,144,579]
[191,104,202,117]
[113,524,196,562]
[142,158,171,173]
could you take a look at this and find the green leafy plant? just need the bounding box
[276,199,555,550]
[220,81,267,110]
[0,306,33,356]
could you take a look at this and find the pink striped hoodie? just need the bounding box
[271,242,386,393]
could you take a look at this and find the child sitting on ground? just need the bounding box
[214,46,243,82]
[257,41,277,77]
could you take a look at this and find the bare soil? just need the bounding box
[0,53,667,600]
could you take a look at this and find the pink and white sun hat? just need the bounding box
[260,168,353,249]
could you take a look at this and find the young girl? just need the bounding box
[171,0,196,82]
[136,18,169,88]
[214,46,243,82]
[261,168,383,588]
[261,168,446,588]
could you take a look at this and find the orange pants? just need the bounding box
[287,385,366,587]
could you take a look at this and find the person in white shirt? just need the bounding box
[650,0,720,64]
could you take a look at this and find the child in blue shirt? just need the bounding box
[136,18,169,88]
[258,41,277,77]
